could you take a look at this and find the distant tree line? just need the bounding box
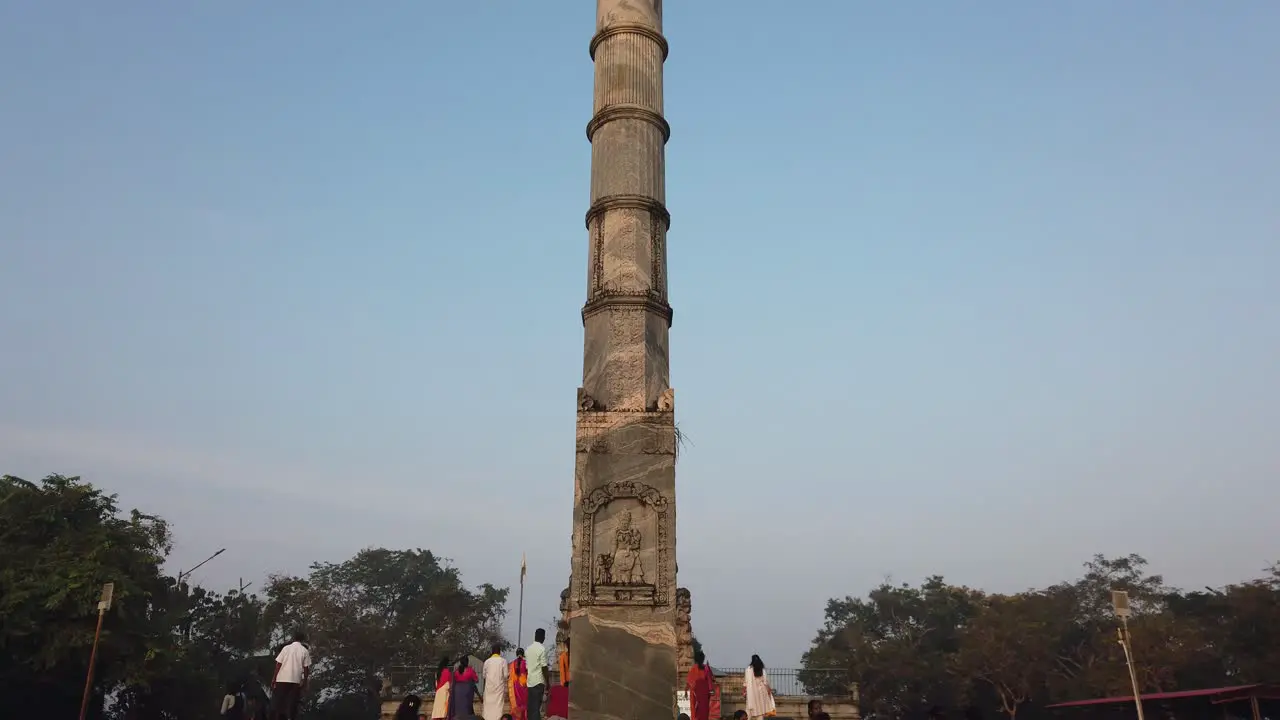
[799,554,1280,720]
[0,474,509,720]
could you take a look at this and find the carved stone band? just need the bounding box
[586,104,670,143]
[589,23,669,61]
[585,194,670,231]
[581,293,674,326]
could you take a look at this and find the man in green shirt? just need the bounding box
[524,628,550,720]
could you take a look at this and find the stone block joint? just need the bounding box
[589,23,669,61]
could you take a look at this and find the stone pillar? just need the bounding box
[566,2,677,720]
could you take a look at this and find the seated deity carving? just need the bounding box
[578,388,599,411]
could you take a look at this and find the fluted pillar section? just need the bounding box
[566,3,679,720]
[582,0,672,413]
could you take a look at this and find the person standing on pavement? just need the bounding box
[271,632,312,720]
[524,629,551,720]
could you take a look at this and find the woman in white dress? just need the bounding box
[743,654,775,720]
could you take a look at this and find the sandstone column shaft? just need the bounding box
[567,2,678,720]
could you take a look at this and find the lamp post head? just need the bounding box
[98,582,114,612]
[1111,589,1131,619]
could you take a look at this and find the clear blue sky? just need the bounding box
[2,1,1277,669]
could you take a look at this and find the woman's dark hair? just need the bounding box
[694,649,706,668]
[227,681,240,694]
[396,695,422,720]
[456,656,469,673]
[516,648,525,658]
[437,655,451,680]
[750,654,765,677]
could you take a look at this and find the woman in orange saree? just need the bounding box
[508,648,529,720]
[686,650,715,720]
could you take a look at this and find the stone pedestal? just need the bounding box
[566,417,678,720]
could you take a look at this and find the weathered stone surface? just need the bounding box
[675,588,693,675]
[567,3,676,719]
[570,612,678,720]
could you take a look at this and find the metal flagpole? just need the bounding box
[517,553,527,646]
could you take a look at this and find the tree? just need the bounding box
[951,592,1068,719]
[803,554,1280,720]
[801,576,983,718]
[0,474,174,719]
[1168,566,1280,686]
[110,584,273,720]
[1,474,281,720]
[1043,554,1173,700]
[262,548,509,719]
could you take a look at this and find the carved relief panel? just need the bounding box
[576,480,672,607]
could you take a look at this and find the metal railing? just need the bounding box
[713,668,850,697]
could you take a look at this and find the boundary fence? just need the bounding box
[713,667,849,697]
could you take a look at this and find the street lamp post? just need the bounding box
[176,547,226,585]
[79,582,114,720]
[1111,590,1146,720]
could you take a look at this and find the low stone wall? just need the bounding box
[380,694,477,720]
[379,695,859,720]
[710,674,859,720]
[715,696,860,720]
[379,676,860,720]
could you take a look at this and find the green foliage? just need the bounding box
[0,474,510,720]
[263,547,510,718]
[800,576,984,714]
[802,555,1280,720]
[1,474,175,718]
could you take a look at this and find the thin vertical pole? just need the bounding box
[79,608,106,720]
[1250,696,1261,720]
[514,571,524,645]
[1117,620,1146,720]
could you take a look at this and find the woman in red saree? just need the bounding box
[686,650,715,720]
[508,648,529,720]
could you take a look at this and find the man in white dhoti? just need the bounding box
[481,643,508,720]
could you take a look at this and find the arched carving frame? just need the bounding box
[576,480,672,607]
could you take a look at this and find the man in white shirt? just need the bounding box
[271,631,312,720]
[525,629,551,720]
[481,642,508,720]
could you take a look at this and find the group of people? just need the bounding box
[244,630,787,720]
[395,628,570,720]
[684,653,779,720]
[220,631,314,720]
